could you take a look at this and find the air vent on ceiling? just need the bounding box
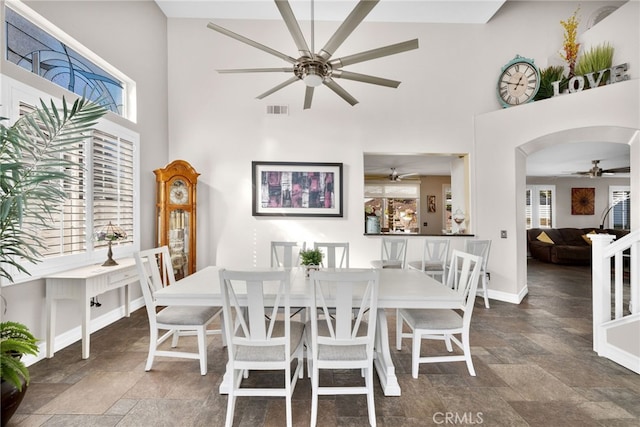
[266,105,289,116]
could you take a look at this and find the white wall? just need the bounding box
[419,176,450,234]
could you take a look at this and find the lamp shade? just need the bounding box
[95,221,127,242]
[95,222,127,266]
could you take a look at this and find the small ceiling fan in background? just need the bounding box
[388,167,417,181]
[206,0,419,109]
[574,160,630,178]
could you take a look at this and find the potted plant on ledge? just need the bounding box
[300,248,323,276]
[0,96,106,426]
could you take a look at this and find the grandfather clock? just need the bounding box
[154,160,199,280]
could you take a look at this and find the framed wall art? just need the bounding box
[427,195,436,212]
[252,161,343,217]
[571,187,595,215]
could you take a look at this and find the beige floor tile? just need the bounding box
[36,371,143,415]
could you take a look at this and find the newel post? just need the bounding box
[588,233,616,353]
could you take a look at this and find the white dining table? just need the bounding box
[153,266,462,396]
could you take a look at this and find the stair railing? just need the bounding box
[589,230,639,353]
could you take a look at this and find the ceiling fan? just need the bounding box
[206,0,419,109]
[575,160,630,178]
[388,167,417,181]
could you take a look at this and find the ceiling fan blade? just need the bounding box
[318,0,379,61]
[256,76,300,99]
[274,0,312,58]
[303,86,314,110]
[603,166,631,174]
[217,67,294,73]
[207,22,298,65]
[330,39,419,68]
[324,79,359,106]
[332,70,401,88]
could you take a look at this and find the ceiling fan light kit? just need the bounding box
[207,0,419,109]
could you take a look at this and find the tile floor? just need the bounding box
[9,259,640,426]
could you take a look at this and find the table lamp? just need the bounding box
[95,221,127,266]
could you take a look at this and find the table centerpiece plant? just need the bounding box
[300,248,323,276]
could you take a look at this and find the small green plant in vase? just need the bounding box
[300,248,323,276]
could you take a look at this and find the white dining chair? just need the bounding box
[313,242,350,268]
[370,236,408,269]
[307,269,380,427]
[464,239,492,308]
[218,269,305,427]
[270,241,305,268]
[271,241,307,319]
[407,238,450,283]
[396,250,481,378]
[134,246,223,375]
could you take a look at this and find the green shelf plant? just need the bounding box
[575,43,615,88]
[535,65,567,101]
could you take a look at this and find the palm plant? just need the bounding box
[1,96,106,283]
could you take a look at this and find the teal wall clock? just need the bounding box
[497,55,541,108]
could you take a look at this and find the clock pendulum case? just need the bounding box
[154,160,200,280]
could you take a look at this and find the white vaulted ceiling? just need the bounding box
[154,0,507,24]
[155,0,630,179]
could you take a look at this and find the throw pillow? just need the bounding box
[582,230,597,244]
[537,231,555,244]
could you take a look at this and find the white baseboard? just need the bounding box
[25,297,145,367]
[487,286,529,304]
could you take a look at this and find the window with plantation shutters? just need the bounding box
[608,186,630,230]
[17,101,87,257]
[16,101,137,260]
[92,130,135,250]
[3,77,139,286]
[526,185,555,229]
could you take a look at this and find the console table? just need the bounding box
[45,258,140,359]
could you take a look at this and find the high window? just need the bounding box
[4,3,133,120]
[526,185,555,229]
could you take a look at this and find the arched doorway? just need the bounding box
[518,126,638,294]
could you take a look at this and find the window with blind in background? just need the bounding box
[526,186,555,229]
[608,186,630,230]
